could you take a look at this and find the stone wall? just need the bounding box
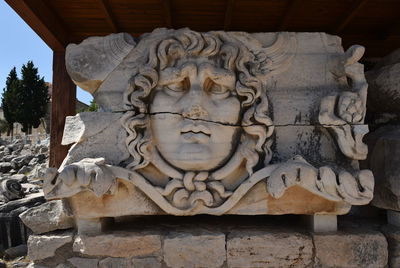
[17,200,398,268]
[23,214,392,268]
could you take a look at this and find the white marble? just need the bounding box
[42,29,374,231]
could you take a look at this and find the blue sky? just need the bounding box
[0,1,92,104]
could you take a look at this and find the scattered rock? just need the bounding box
[18,165,33,174]
[0,193,44,213]
[36,154,46,162]
[0,179,25,201]
[0,138,48,186]
[20,200,74,234]
[28,231,74,261]
[10,174,28,183]
[29,158,39,166]
[21,183,40,194]
[4,244,28,260]
[0,162,12,173]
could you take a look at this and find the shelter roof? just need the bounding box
[6,0,400,57]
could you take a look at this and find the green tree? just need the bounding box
[77,99,99,112]
[0,119,9,136]
[1,67,20,136]
[87,100,99,112]
[17,61,49,134]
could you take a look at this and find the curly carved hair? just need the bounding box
[121,29,274,174]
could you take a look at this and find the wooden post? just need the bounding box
[49,50,76,168]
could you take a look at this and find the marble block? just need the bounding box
[42,29,374,231]
[365,126,400,211]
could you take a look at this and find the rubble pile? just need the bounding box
[0,137,49,263]
[0,138,48,185]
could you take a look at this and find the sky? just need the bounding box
[0,1,92,105]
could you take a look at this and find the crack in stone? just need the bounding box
[110,110,370,128]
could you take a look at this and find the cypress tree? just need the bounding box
[18,61,49,134]
[1,67,20,136]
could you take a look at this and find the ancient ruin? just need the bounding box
[39,29,374,234]
[4,0,400,265]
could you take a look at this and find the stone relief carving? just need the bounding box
[319,45,369,160]
[44,29,374,218]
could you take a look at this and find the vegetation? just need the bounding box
[0,118,9,136]
[77,99,99,113]
[87,100,99,112]
[1,67,20,136]
[1,62,49,135]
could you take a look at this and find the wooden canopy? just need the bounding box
[6,0,400,58]
[5,0,400,167]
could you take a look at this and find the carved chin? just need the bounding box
[157,144,228,171]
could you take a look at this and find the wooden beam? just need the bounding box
[5,0,69,51]
[49,51,76,168]
[334,0,368,34]
[98,0,118,32]
[382,20,400,40]
[224,0,235,31]
[162,0,173,28]
[278,0,303,31]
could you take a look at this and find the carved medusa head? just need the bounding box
[121,29,274,176]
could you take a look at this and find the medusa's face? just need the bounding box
[150,58,241,171]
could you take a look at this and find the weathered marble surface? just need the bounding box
[43,29,374,226]
[28,231,73,261]
[20,200,74,234]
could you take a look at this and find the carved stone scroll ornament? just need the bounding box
[319,45,369,160]
[44,155,373,215]
[0,179,25,202]
[44,29,374,217]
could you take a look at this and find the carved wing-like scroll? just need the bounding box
[319,45,369,160]
[233,32,297,81]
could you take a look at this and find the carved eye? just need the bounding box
[205,79,230,95]
[165,79,188,92]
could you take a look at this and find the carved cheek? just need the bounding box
[150,89,182,113]
[209,96,241,124]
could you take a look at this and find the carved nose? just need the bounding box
[182,104,209,119]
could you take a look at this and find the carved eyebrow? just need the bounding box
[158,63,198,86]
[158,67,185,86]
[199,63,235,89]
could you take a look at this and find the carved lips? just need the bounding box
[181,123,211,143]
